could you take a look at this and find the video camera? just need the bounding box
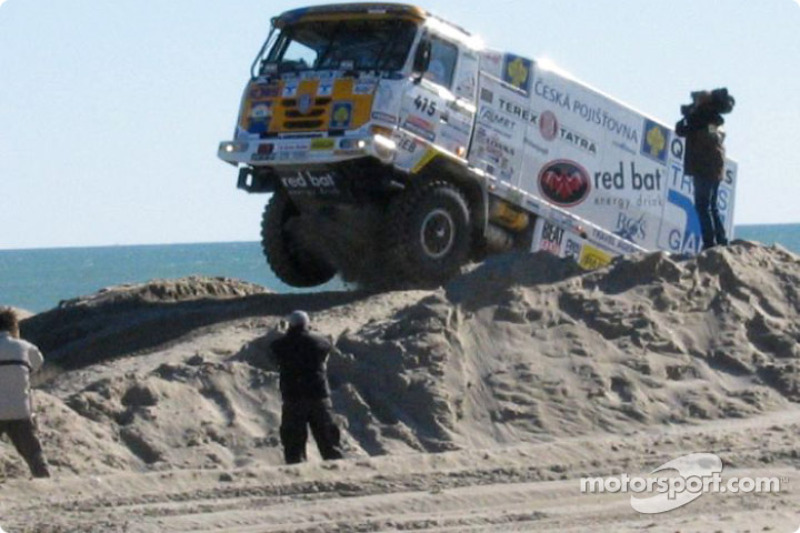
[680,87,736,119]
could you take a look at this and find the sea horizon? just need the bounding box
[2,221,796,253]
[1,223,798,313]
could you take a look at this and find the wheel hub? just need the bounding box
[420,208,455,259]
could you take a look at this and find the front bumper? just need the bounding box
[218,135,375,167]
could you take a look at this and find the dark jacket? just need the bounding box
[675,110,726,182]
[270,326,332,401]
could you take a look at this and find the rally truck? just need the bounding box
[218,3,737,287]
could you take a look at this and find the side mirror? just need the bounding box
[412,40,431,80]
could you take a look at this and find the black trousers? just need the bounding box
[0,418,50,478]
[693,176,728,249]
[280,398,343,464]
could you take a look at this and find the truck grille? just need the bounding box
[285,120,325,129]
[279,97,333,130]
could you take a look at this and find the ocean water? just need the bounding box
[0,242,344,313]
[1,224,798,313]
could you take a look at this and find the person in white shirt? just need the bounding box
[0,308,50,478]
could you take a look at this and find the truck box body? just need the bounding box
[472,54,737,261]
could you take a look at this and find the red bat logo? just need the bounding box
[538,160,591,206]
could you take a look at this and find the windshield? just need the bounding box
[264,18,418,73]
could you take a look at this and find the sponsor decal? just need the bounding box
[253,143,274,161]
[526,198,541,211]
[663,182,703,254]
[319,81,334,96]
[480,88,494,103]
[559,128,597,155]
[614,212,647,243]
[564,237,582,259]
[397,135,418,154]
[495,101,596,155]
[523,137,549,155]
[540,221,565,254]
[439,123,471,147]
[375,83,396,108]
[479,107,516,137]
[249,84,279,100]
[456,72,476,100]
[613,140,638,156]
[502,54,533,94]
[593,162,663,191]
[538,160,591,207]
[486,137,515,157]
[281,170,339,195]
[498,97,537,124]
[330,102,353,129]
[310,138,335,150]
[641,119,670,164]
[282,83,298,98]
[579,243,613,269]
[592,228,638,254]
[539,110,558,141]
[248,102,272,134]
[596,193,665,211]
[724,167,735,186]
[414,95,438,117]
[298,93,313,115]
[276,142,310,152]
[594,195,631,210]
[371,111,397,124]
[475,128,515,172]
[403,114,436,142]
[354,82,376,95]
[670,137,684,161]
[483,51,503,70]
[533,81,640,144]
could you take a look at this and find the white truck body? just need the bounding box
[218,4,737,285]
[470,55,737,263]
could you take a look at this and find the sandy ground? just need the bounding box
[2,243,800,532]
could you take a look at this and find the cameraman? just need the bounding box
[675,89,733,250]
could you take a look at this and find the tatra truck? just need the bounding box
[218,3,737,287]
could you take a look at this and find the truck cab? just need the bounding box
[219,3,490,287]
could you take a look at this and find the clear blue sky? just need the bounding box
[1,0,798,250]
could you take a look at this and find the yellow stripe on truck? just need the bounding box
[411,149,438,174]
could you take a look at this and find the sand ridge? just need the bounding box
[2,242,799,531]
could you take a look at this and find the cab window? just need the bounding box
[423,37,458,88]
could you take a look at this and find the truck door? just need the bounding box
[399,34,472,156]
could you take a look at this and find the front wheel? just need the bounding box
[384,181,471,285]
[261,191,337,287]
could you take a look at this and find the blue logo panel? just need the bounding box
[502,54,533,94]
[330,102,352,129]
[641,119,670,165]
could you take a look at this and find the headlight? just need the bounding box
[372,134,397,163]
[219,142,249,153]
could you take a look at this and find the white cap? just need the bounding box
[287,310,310,329]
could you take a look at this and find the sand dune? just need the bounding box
[2,243,799,532]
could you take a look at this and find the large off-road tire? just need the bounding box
[384,180,471,285]
[261,191,337,287]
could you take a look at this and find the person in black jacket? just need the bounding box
[675,88,734,250]
[270,310,343,464]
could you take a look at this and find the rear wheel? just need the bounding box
[384,181,471,285]
[261,190,337,287]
